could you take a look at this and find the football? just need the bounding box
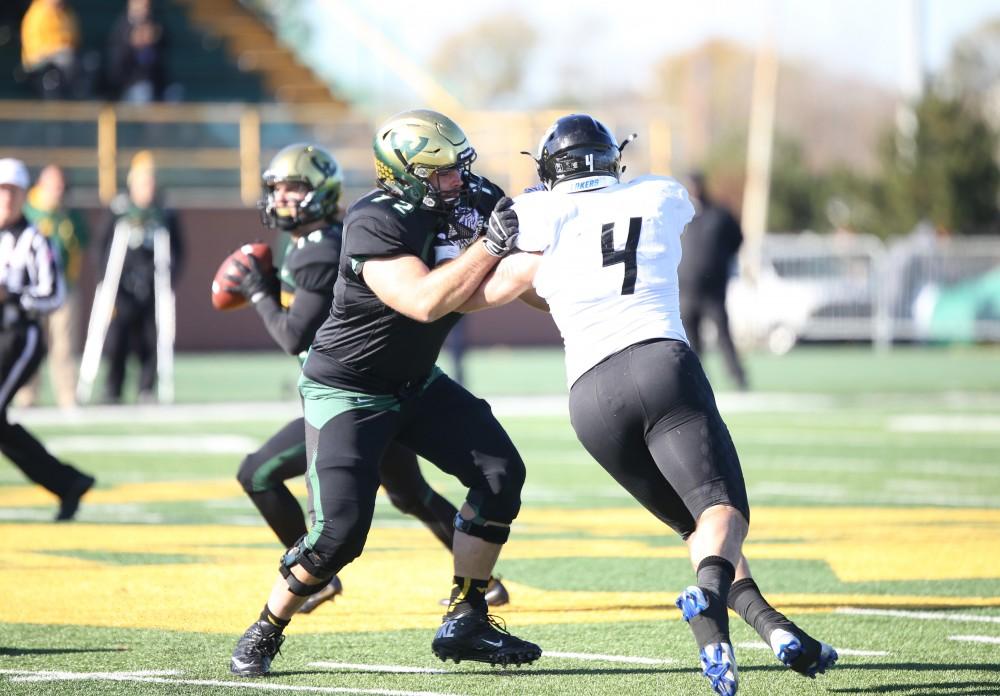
[210,242,274,311]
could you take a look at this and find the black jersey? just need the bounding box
[252,224,342,360]
[278,225,342,309]
[306,180,503,394]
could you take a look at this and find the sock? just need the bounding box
[728,578,820,662]
[446,576,489,616]
[687,556,735,648]
[258,604,290,633]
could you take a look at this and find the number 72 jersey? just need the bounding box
[512,175,696,387]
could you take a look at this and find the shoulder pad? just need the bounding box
[286,228,341,272]
[349,190,417,220]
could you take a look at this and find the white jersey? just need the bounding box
[513,175,694,387]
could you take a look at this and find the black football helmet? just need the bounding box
[529,114,636,191]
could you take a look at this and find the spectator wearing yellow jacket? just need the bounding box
[20,0,80,99]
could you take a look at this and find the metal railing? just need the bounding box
[728,232,1000,352]
[0,100,677,207]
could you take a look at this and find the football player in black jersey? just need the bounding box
[230,112,538,677]
[228,143,508,618]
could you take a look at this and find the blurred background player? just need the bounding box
[678,171,748,391]
[462,114,837,696]
[0,157,94,520]
[95,150,182,403]
[230,143,509,614]
[15,163,88,409]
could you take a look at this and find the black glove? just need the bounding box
[483,196,519,257]
[225,255,278,303]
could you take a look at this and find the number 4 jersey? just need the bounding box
[513,175,696,387]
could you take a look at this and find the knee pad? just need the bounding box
[278,539,337,597]
[454,512,510,544]
[466,481,522,530]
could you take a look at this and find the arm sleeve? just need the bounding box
[252,285,331,355]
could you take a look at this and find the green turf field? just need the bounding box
[3,346,1000,695]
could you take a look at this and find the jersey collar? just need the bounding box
[552,175,618,194]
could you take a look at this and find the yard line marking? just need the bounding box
[949,635,1000,645]
[0,669,464,695]
[837,608,1000,624]
[545,651,676,664]
[3,670,180,682]
[308,662,447,674]
[888,415,1000,433]
[48,434,259,454]
[9,392,838,428]
[736,642,888,656]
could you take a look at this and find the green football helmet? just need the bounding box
[259,143,343,230]
[373,109,477,211]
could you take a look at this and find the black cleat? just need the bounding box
[230,621,285,677]
[439,575,510,608]
[55,474,95,521]
[297,575,343,614]
[432,610,541,666]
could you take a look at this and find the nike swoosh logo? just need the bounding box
[231,657,256,671]
[482,639,503,648]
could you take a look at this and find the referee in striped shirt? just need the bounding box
[1,158,94,521]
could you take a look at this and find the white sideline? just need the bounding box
[544,651,676,665]
[948,635,1000,645]
[837,608,1000,624]
[736,642,888,656]
[2,670,179,682]
[0,669,463,696]
[47,434,259,454]
[888,415,1000,433]
[309,662,446,674]
[7,392,836,427]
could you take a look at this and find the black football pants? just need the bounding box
[1,324,90,497]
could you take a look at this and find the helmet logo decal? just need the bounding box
[311,155,337,178]
[389,132,429,162]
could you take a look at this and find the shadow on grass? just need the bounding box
[827,662,1000,695]
[0,647,128,657]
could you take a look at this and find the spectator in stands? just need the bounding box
[19,0,80,100]
[15,164,87,409]
[97,151,182,403]
[105,0,169,102]
[678,171,749,391]
[1,157,95,521]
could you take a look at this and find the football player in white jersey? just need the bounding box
[460,114,837,696]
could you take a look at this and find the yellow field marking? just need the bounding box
[3,506,1000,634]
